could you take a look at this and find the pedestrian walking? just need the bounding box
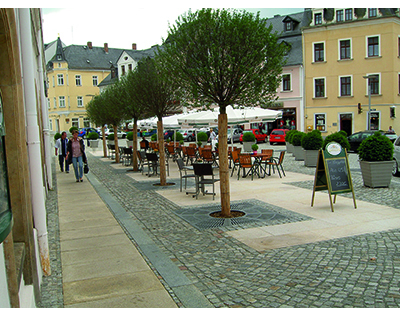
[55,131,69,173]
[388,126,395,134]
[209,128,217,150]
[66,129,87,182]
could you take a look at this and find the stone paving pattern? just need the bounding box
[40,150,400,307]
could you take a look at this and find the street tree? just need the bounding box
[129,56,181,185]
[158,8,288,216]
[86,94,108,157]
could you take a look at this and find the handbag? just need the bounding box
[84,162,89,174]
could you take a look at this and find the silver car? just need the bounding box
[227,128,243,143]
[393,136,400,176]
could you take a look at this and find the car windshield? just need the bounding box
[271,130,284,135]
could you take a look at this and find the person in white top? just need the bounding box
[209,128,217,150]
[55,131,69,173]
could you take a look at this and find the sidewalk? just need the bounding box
[57,171,178,308]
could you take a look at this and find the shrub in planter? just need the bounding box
[87,132,99,140]
[107,133,115,141]
[197,131,208,142]
[175,132,184,142]
[251,143,259,152]
[242,131,256,152]
[126,132,134,141]
[292,131,305,161]
[69,126,78,134]
[151,133,157,141]
[54,132,62,141]
[323,132,350,151]
[285,130,296,144]
[358,131,394,188]
[302,130,323,167]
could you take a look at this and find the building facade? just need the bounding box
[46,40,158,133]
[303,8,400,135]
[265,11,311,133]
[0,8,52,307]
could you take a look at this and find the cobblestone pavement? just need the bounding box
[40,149,400,307]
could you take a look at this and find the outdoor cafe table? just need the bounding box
[251,152,272,178]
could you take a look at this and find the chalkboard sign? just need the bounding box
[311,142,356,212]
[325,158,351,193]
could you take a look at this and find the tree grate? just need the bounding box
[171,199,312,231]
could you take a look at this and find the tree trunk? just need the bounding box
[113,126,120,163]
[132,120,139,171]
[218,113,231,216]
[157,120,167,185]
[102,125,107,158]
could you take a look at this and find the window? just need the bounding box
[57,74,64,85]
[284,21,292,31]
[314,42,325,62]
[340,76,352,96]
[77,96,83,107]
[128,64,132,71]
[59,96,66,108]
[75,75,82,86]
[398,36,400,57]
[367,74,380,95]
[398,73,400,94]
[368,8,377,17]
[53,97,57,109]
[282,74,291,91]
[370,112,380,130]
[336,10,343,22]
[345,9,352,21]
[52,76,55,87]
[47,98,50,109]
[314,113,326,131]
[315,13,322,25]
[339,39,351,60]
[92,76,98,86]
[121,65,125,76]
[83,118,90,128]
[314,78,325,98]
[72,118,79,128]
[367,36,380,57]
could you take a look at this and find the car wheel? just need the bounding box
[393,159,400,177]
[188,136,192,142]
[269,142,274,145]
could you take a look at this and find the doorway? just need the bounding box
[340,113,352,137]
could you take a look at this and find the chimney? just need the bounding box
[132,43,137,50]
[104,43,108,53]
[87,41,92,49]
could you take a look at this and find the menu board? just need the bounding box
[325,158,351,193]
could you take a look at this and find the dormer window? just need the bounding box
[284,21,292,31]
[315,13,322,25]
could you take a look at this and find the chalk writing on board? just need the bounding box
[326,158,350,192]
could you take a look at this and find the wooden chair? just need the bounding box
[266,151,286,178]
[186,146,197,165]
[107,144,116,159]
[237,153,256,180]
[201,148,218,167]
[166,144,178,161]
[230,148,241,176]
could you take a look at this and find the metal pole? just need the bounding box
[368,82,371,130]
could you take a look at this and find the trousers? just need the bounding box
[58,155,69,172]
[72,156,83,180]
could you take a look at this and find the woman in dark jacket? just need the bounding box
[66,130,87,182]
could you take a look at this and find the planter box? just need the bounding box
[89,139,99,148]
[293,146,305,161]
[243,141,255,153]
[286,143,293,153]
[107,140,114,145]
[126,140,133,148]
[359,160,394,188]
[304,149,319,167]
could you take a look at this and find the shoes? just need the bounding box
[80,179,83,182]
[66,171,69,173]
[76,179,79,182]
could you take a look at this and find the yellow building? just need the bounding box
[303,8,400,135]
[46,38,125,132]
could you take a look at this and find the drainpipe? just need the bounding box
[18,8,51,275]
[37,25,53,191]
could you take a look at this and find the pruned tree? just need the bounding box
[158,8,288,216]
[86,94,109,157]
[129,56,181,185]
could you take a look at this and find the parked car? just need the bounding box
[227,128,243,143]
[269,129,289,145]
[239,129,267,144]
[393,135,400,176]
[164,130,175,140]
[385,132,397,143]
[78,127,100,138]
[179,129,196,142]
[348,130,391,153]
[139,129,157,138]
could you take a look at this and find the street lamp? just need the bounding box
[363,75,377,130]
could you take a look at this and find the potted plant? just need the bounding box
[107,133,115,145]
[322,131,350,152]
[54,132,62,141]
[251,143,259,154]
[197,131,208,147]
[126,131,134,147]
[242,131,256,152]
[292,131,305,161]
[69,126,78,135]
[301,130,323,167]
[358,131,394,188]
[285,130,295,154]
[151,133,157,141]
[88,132,100,148]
